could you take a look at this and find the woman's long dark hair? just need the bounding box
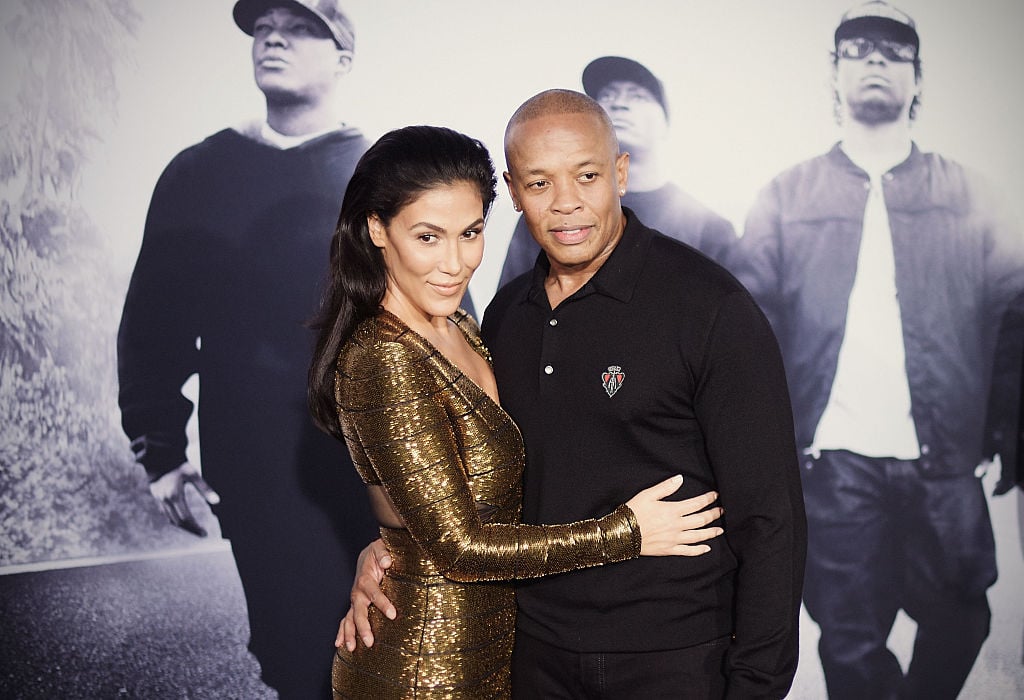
[308,125,497,439]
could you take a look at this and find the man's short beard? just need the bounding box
[847,95,904,125]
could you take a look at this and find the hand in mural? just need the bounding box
[990,457,1017,497]
[148,462,221,537]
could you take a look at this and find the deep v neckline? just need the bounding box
[378,309,508,418]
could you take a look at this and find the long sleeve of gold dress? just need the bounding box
[330,310,641,699]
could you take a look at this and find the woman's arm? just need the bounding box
[338,339,721,583]
[339,479,723,653]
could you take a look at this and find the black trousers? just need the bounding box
[801,450,996,700]
[511,629,730,699]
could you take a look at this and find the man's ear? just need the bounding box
[367,214,386,249]
[503,172,520,211]
[336,50,354,76]
[614,151,630,196]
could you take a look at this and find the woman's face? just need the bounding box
[369,181,485,326]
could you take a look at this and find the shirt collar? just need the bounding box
[523,207,652,308]
[231,119,354,149]
[828,141,922,178]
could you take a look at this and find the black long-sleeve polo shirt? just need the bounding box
[482,210,807,698]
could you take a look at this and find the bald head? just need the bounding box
[500,89,630,284]
[504,89,619,163]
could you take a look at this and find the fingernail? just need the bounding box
[386,608,396,620]
[362,636,373,648]
[674,474,684,483]
[381,555,392,566]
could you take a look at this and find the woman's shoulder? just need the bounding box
[450,307,482,340]
[335,315,440,411]
[339,313,427,372]
[449,306,478,326]
[450,308,491,362]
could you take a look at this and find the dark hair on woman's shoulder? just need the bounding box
[308,125,498,439]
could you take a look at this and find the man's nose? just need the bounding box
[865,49,888,64]
[550,181,583,214]
[263,27,287,46]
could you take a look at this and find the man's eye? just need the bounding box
[580,172,598,182]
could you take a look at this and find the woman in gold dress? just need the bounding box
[308,126,723,699]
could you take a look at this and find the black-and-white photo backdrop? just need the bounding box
[2,1,1021,697]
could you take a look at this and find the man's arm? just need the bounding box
[118,157,213,530]
[697,289,806,699]
[336,540,394,651]
[729,182,786,335]
[978,176,1024,485]
[699,213,738,270]
[985,286,1024,494]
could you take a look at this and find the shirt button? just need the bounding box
[544,365,554,375]
[883,172,894,181]
[920,443,930,455]
[549,318,558,326]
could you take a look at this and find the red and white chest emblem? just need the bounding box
[601,365,625,397]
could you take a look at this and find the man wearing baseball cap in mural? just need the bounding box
[497,55,736,288]
[733,1,1024,697]
[117,1,377,696]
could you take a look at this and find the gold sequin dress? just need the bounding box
[330,310,641,699]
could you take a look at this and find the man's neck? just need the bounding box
[620,148,667,192]
[840,119,913,174]
[266,100,342,137]
[545,266,598,310]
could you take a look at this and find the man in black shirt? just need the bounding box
[117,1,377,696]
[344,89,806,698]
